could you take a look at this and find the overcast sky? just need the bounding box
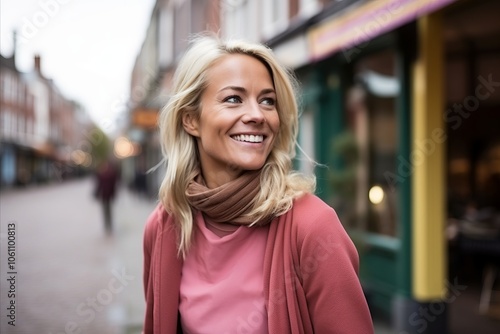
[0,0,157,135]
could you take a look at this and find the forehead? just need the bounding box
[206,54,274,86]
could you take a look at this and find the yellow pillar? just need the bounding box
[412,13,447,300]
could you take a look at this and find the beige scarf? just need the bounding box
[186,170,273,226]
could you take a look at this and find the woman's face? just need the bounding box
[183,54,280,187]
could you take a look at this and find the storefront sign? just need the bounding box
[132,108,159,129]
[308,0,456,60]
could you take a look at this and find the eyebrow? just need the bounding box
[218,86,276,95]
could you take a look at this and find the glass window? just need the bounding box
[0,74,6,100]
[174,0,190,59]
[11,76,17,103]
[337,49,399,237]
[0,110,6,137]
[261,0,289,38]
[18,117,25,139]
[298,110,316,176]
[18,83,25,106]
[3,73,11,102]
[10,112,17,139]
[27,119,33,137]
[299,0,320,17]
[159,7,174,67]
[221,0,258,41]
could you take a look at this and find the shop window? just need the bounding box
[477,54,500,104]
[298,110,316,176]
[339,49,399,237]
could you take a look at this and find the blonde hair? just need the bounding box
[158,34,315,256]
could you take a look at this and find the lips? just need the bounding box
[231,134,264,143]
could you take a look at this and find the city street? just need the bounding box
[0,177,399,334]
[0,177,157,334]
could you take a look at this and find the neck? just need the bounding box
[201,170,242,189]
[204,217,239,237]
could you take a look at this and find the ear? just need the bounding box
[182,112,200,137]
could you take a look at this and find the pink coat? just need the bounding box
[143,193,374,333]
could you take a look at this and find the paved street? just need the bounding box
[0,177,157,334]
[0,176,401,334]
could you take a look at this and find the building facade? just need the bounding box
[0,53,35,186]
[1,48,94,187]
[241,0,499,333]
[123,0,221,195]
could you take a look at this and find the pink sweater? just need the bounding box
[143,193,374,333]
[179,211,269,333]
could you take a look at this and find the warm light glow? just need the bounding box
[449,158,469,174]
[114,136,135,158]
[71,150,86,165]
[82,154,92,167]
[71,150,92,167]
[369,185,384,205]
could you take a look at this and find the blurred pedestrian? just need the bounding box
[142,34,374,333]
[94,160,119,235]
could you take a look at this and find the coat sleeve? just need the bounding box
[142,205,162,334]
[143,207,159,299]
[297,200,374,334]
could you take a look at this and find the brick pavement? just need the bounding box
[0,177,157,334]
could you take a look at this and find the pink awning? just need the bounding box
[308,0,456,61]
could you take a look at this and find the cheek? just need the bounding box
[268,112,281,136]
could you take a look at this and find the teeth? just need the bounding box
[233,134,264,143]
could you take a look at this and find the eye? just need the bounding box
[260,97,276,106]
[223,95,242,103]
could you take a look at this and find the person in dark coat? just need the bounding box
[95,160,119,234]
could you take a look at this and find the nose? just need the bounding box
[242,101,265,124]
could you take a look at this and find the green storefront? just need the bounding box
[269,0,457,332]
[296,27,413,320]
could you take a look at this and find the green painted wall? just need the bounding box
[296,30,415,315]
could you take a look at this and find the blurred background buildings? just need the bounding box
[123,0,500,333]
[1,36,105,186]
[1,0,499,333]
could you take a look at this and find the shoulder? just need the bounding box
[143,203,176,255]
[290,193,356,257]
[144,204,166,235]
[291,193,339,231]
[292,193,333,214]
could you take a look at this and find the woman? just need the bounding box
[143,34,374,333]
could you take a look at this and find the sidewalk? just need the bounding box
[0,178,401,333]
[0,177,157,334]
[109,183,158,333]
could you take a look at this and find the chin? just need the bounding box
[230,155,269,172]
[240,163,266,171]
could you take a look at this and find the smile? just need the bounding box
[231,134,264,143]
